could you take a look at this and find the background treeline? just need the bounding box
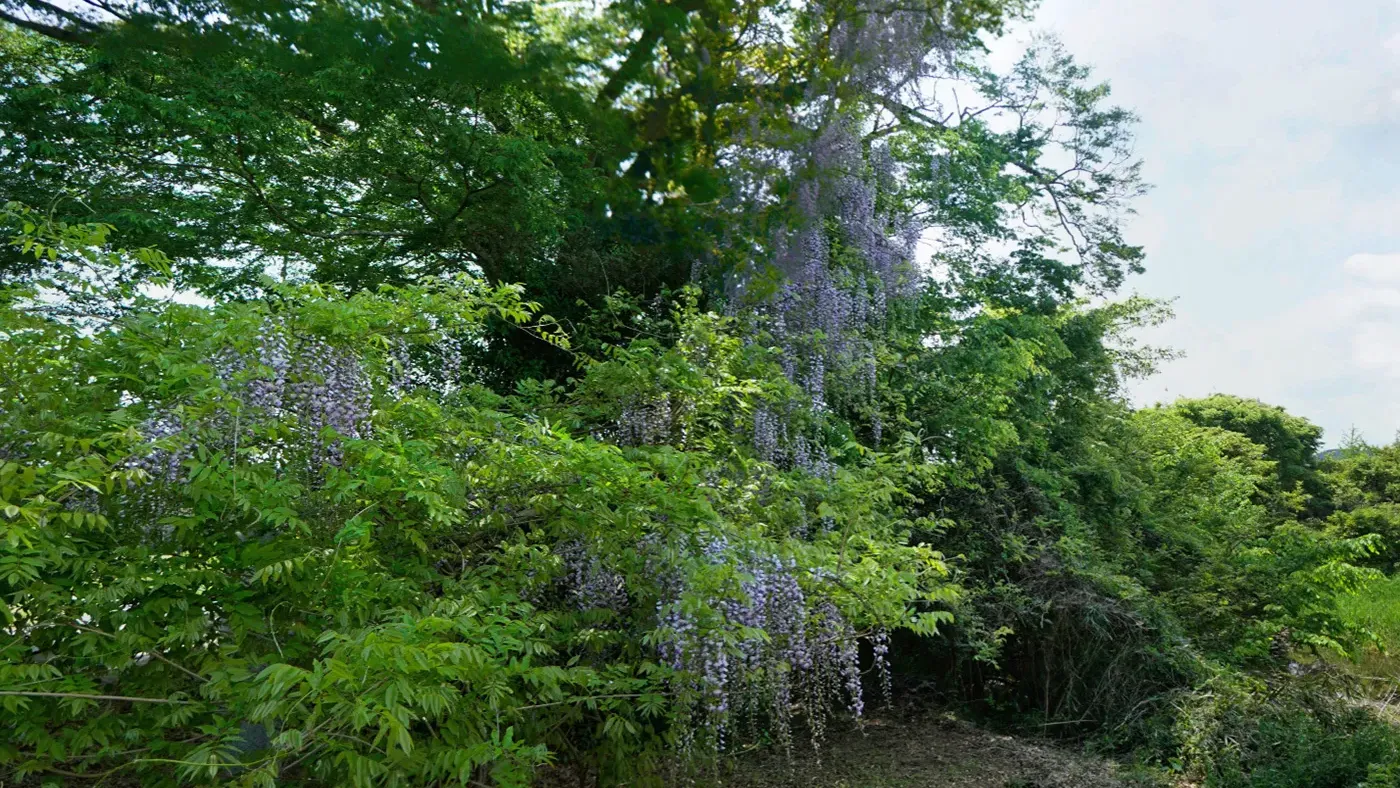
[1,1,1399,786]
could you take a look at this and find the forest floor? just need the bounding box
[727,710,1163,788]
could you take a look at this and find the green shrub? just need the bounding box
[0,225,957,785]
[1167,675,1400,788]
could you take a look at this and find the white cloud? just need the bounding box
[1343,253,1400,283]
[1002,0,1400,444]
[1131,251,1400,440]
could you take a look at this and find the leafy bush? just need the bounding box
[0,216,960,785]
[1167,675,1400,788]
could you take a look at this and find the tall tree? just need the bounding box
[0,0,1140,319]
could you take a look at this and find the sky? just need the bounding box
[988,0,1400,447]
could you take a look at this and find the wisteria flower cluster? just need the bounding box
[649,539,888,754]
[219,320,373,467]
[125,411,192,485]
[701,0,947,458]
[826,0,956,95]
[388,332,466,397]
[614,394,693,447]
[763,120,919,379]
[128,319,375,485]
[752,404,837,478]
[556,539,629,613]
[716,115,918,463]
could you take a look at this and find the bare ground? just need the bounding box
[726,711,1158,788]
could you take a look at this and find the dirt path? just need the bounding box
[729,712,1151,788]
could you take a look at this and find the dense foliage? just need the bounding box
[1,1,1398,786]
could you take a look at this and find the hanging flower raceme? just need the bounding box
[647,539,877,755]
[698,0,954,458]
[556,539,629,613]
[127,318,375,485]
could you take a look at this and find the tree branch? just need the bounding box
[19,0,100,31]
[868,93,948,132]
[66,623,209,685]
[595,27,662,108]
[0,6,96,44]
[230,140,408,241]
[75,0,131,22]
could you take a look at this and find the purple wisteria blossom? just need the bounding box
[700,0,952,463]
[127,319,375,486]
[557,540,629,613]
[645,539,877,754]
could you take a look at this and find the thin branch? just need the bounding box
[437,177,507,233]
[514,693,653,712]
[230,141,406,241]
[66,623,208,684]
[0,690,193,704]
[868,93,948,133]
